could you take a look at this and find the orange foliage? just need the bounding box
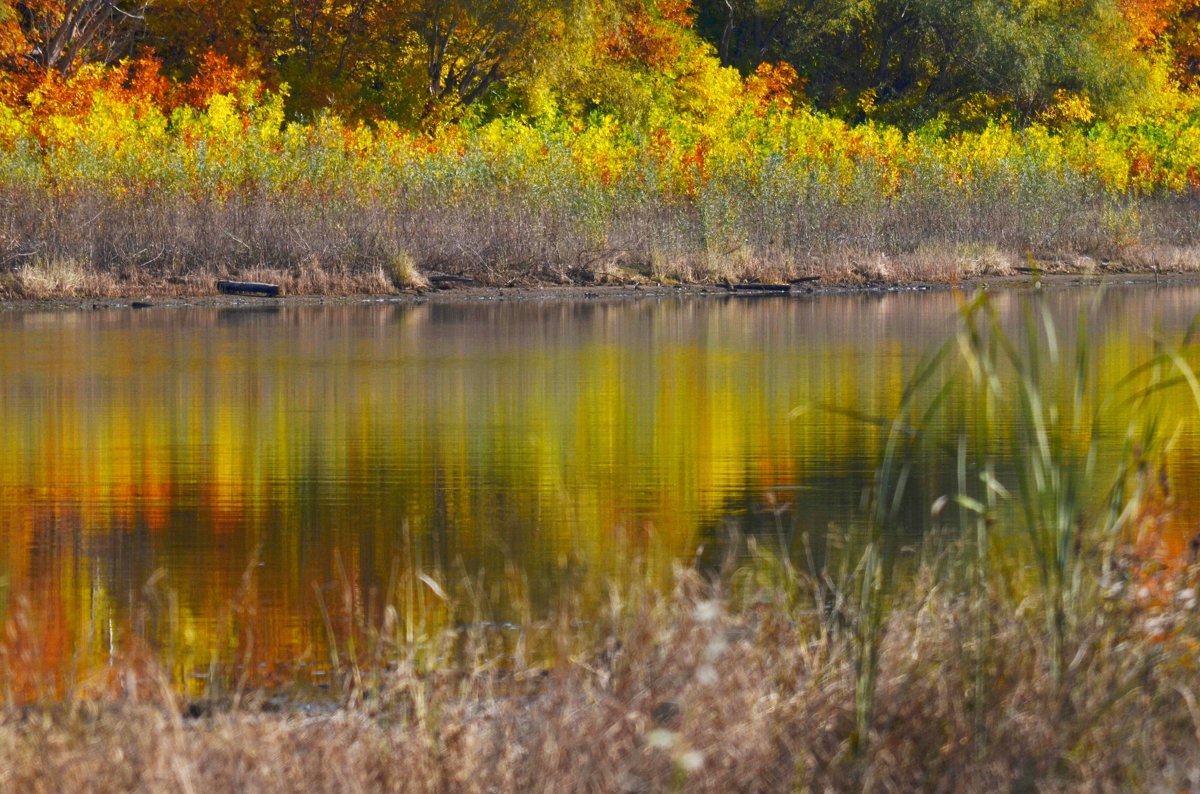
[180,50,257,108]
[601,1,692,69]
[1121,0,1200,84]
[1119,467,1200,633]
[4,47,257,123]
[0,1,46,103]
[654,0,694,27]
[745,62,803,114]
[679,139,709,195]
[1122,0,1179,45]
[124,55,173,106]
[0,6,26,66]
[0,1,264,113]
[22,56,167,123]
[26,66,123,118]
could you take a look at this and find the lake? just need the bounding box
[2,284,1199,695]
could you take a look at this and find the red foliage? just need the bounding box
[180,50,257,107]
[601,0,693,69]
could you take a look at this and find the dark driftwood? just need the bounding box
[789,276,821,284]
[733,283,792,293]
[217,280,281,297]
[429,274,481,288]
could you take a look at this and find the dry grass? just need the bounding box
[1,553,1199,793]
[6,256,126,298]
[383,252,430,290]
[2,178,1200,298]
[1117,243,1200,273]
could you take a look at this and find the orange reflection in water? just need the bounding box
[0,288,1198,697]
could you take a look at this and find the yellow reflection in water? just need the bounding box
[0,288,1197,695]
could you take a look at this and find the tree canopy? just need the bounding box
[0,0,1196,129]
[694,0,1152,126]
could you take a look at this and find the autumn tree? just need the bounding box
[1119,0,1200,86]
[147,0,267,77]
[1,0,148,77]
[396,0,574,120]
[146,0,583,122]
[147,0,370,114]
[516,0,744,129]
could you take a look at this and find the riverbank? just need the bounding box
[3,267,1199,313]
[7,86,1200,310]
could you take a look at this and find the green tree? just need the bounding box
[695,0,1149,127]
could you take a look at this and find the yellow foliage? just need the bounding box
[6,66,1200,215]
[1042,90,1096,126]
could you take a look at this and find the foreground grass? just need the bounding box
[2,554,1199,793]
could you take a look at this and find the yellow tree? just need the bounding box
[404,0,574,119]
[147,0,578,122]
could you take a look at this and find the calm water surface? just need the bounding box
[2,286,1200,691]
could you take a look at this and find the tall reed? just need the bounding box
[837,289,1200,767]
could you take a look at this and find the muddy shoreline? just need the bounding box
[2,271,1195,313]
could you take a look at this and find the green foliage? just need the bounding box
[695,0,1150,128]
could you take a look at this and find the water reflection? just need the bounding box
[1,285,1199,692]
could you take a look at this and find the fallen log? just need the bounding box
[429,274,481,288]
[733,283,792,293]
[217,280,281,297]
